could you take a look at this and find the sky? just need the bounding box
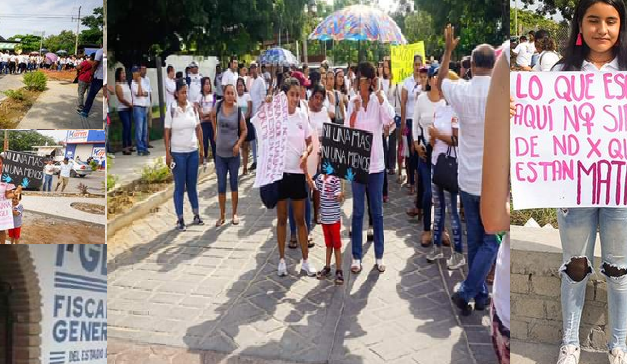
[0,0,101,39]
[38,130,70,143]
[510,0,565,22]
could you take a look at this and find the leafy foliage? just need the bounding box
[0,130,57,152]
[140,157,171,184]
[2,90,25,101]
[79,7,104,45]
[23,72,47,91]
[42,30,77,54]
[77,183,89,195]
[7,34,42,53]
[517,0,577,21]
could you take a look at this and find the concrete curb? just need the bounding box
[106,170,215,239]
[25,209,105,226]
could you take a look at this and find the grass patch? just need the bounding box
[510,207,559,228]
[0,87,43,128]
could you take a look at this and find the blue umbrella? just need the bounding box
[258,47,298,66]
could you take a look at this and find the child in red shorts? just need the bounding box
[314,173,344,285]
[8,194,23,244]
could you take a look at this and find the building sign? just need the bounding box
[2,150,45,189]
[29,244,107,364]
[92,148,105,160]
[66,130,89,143]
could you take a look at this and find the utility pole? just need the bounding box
[72,6,82,55]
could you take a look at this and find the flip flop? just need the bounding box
[376,264,386,273]
[350,263,362,274]
[232,215,240,225]
[216,218,225,227]
[288,237,298,249]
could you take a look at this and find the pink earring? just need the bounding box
[576,33,583,46]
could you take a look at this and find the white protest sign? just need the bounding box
[29,244,107,364]
[252,92,289,188]
[0,199,14,230]
[510,71,627,209]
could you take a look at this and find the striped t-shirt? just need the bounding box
[315,175,342,224]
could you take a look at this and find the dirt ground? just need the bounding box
[39,69,77,82]
[0,88,42,128]
[14,211,104,244]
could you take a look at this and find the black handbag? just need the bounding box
[433,139,459,194]
[260,180,281,209]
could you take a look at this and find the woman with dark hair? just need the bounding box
[114,68,133,155]
[236,77,253,175]
[195,77,215,162]
[511,1,627,362]
[333,69,348,125]
[270,77,317,278]
[532,29,561,71]
[165,79,205,231]
[212,83,247,227]
[347,62,395,274]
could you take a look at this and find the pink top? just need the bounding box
[345,92,395,174]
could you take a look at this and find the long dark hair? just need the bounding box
[556,0,627,71]
[334,69,347,95]
[200,77,212,96]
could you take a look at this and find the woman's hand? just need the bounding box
[166,153,172,171]
[510,95,516,118]
[416,143,427,160]
[265,95,273,103]
[336,192,345,203]
[299,152,308,172]
[376,89,385,104]
[199,148,205,162]
[233,143,240,157]
[307,175,316,191]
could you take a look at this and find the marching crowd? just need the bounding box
[0,51,89,75]
[112,24,511,363]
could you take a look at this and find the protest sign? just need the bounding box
[2,150,45,189]
[0,199,14,230]
[510,71,627,209]
[252,92,289,188]
[321,123,373,184]
[391,42,426,85]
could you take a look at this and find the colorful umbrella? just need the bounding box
[308,5,407,45]
[45,52,58,63]
[258,47,298,66]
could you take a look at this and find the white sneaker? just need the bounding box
[426,246,443,263]
[609,348,627,364]
[447,252,466,270]
[557,345,580,364]
[301,260,317,277]
[277,259,287,277]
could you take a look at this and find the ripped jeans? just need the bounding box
[558,207,627,351]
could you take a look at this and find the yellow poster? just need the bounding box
[390,42,426,85]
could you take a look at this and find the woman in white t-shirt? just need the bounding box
[236,77,253,175]
[531,29,561,72]
[427,71,463,268]
[114,68,133,155]
[270,77,317,278]
[165,79,205,231]
[195,77,216,162]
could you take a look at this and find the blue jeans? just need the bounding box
[215,155,240,194]
[82,78,103,115]
[171,151,199,218]
[43,175,53,192]
[201,122,216,161]
[457,190,498,305]
[351,172,385,260]
[406,119,417,186]
[418,155,432,231]
[558,208,627,351]
[0,62,6,74]
[431,166,462,252]
[118,109,132,148]
[289,185,311,236]
[133,107,148,152]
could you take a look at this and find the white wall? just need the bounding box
[107,55,218,110]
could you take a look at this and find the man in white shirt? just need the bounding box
[248,62,266,170]
[214,64,224,100]
[55,158,73,192]
[78,46,104,118]
[436,24,499,317]
[512,36,531,70]
[187,61,203,103]
[1,52,8,74]
[165,65,176,109]
[221,57,238,88]
[131,65,151,156]
[261,64,271,91]
[42,159,55,192]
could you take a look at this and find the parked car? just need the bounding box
[52,161,92,178]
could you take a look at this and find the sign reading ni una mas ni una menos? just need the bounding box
[2,150,45,190]
[29,244,107,364]
[321,123,373,184]
[510,71,627,209]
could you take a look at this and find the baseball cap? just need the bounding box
[249,62,258,68]
[189,61,199,68]
[131,65,140,73]
[428,65,440,78]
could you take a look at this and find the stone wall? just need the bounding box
[511,226,610,351]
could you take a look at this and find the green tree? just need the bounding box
[510,8,566,37]
[518,0,577,21]
[43,30,76,53]
[0,131,56,152]
[8,34,42,53]
[79,7,104,45]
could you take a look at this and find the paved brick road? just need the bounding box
[108,169,498,364]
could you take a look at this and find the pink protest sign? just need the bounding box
[510,71,627,209]
[251,92,289,188]
[0,199,14,231]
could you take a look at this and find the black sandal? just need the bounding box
[288,236,298,249]
[376,264,386,273]
[317,266,332,280]
[335,270,344,285]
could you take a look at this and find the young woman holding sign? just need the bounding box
[347,62,395,274]
[272,77,317,278]
[512,0,627,362]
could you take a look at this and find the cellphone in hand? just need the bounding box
[170,161,176,170]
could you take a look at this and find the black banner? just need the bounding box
[2,150,45,190]
[321,123,373,184]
